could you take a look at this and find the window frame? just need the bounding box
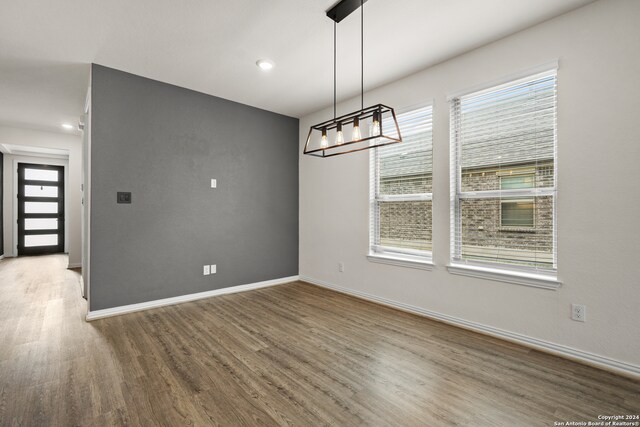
[369,104,434,269]
[449,70,559,286]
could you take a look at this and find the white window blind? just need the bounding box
[450,70,557,274]
[370,105,433,261]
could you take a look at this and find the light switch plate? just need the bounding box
[203,265,210,275]
[211,179,217,188]
[117,192,132,204]
[211,264,216,274]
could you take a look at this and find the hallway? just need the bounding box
[0,255,94,424]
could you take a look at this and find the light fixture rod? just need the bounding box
[360,0,364,110]
[334,21,337,120]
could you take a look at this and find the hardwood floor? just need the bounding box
[0,255,638,426]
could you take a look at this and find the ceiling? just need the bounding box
[0,0,595,134]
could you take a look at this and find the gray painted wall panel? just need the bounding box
[0,152,3,256]
[90,64,298,311]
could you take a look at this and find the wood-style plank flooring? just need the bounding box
[1,255,638,426]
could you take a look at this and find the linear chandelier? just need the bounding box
[303,0,402,158]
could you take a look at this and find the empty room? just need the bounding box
[1,0,639,425]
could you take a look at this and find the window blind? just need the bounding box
[450,70,557,273]
[370,105,433,259]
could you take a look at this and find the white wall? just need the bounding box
[299,0,640,373]
[1,125,82,267]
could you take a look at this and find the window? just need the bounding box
[450,70,557,276]
[370,105,433,265]
[500,170,535,228]
[500,173,534,190]
[501,199,534,227]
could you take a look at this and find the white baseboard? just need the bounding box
[86,275,299,321]
[300,275,640,379]
[67,262,82,269]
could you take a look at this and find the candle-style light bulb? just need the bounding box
[352,117,362,141]
[371,111,380,136]
[320,127,328,148]
[335,122,344,145]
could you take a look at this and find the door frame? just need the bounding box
[17,163,65,256]
[13,158,69,256]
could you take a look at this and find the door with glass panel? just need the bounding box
[17,163,65,256]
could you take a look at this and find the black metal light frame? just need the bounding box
[303,104,401,157]
[304,0,402,158]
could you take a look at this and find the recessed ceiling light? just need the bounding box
[256,59,274,71]
[61,123,74,130]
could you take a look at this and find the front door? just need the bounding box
[17,163,65,256]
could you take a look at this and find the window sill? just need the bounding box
[498,227,537,233]
[446,263,561,290]
[367,253,433,271]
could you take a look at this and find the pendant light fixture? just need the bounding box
[303,0,402,158]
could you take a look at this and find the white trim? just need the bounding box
[377,193,432,202]
[83,77,92,308]
[458,187,555,199]
[371,245,431,258]
[447,60,559,101]
[367,253,433,270]
[300,276,640,379]
[85,275,299,321]
[67,262,82,269]
[447,263,560,290]
[0,143,70,159]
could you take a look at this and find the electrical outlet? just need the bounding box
[338,262,344,273]
[203,265,210,276]
[211,264,216,274]
[571,304,586,322]
[210,179,217,188]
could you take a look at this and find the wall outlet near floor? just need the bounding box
[571,304,586,322]
[203,265,210,276]
[338,262,344,273]
[210,264,216,274]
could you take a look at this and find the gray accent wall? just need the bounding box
[90,64,298,311]
[0,151,3,256]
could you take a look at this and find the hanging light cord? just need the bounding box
[360,0,364,110]
[334,21,337,121]
[331,0,363,120]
